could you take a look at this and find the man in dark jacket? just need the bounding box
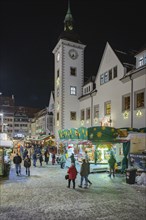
[78,159,89,188]
[108,152,116,177]
[13,153,22,175]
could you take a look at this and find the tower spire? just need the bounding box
[64,0,74,31]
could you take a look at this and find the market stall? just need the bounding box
[0,133,13,176]
[87,126,118,163]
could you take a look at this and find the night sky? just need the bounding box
[0,0,145,109]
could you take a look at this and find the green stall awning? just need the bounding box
[88,126,118,143]
[78,127,88,140]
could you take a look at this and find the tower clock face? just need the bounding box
[68,49,78,60]
[57,52,60,62]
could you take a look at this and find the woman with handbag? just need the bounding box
[67,163,78,189]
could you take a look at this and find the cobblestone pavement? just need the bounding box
[0,161,146,220]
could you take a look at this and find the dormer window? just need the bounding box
[139,57,144,67]
[104,72,109,83]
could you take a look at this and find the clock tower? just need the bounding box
[52,0,86,138]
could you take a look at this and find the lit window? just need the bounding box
[105,101,111,115]
[86,108,90,120]
[135,90,145,109]
[70,86,76,95]
[56,77,60,86]
[122,94,130,111]
[70,112,76,120]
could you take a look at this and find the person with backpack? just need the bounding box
[13,153,22,176]
[24,154,31,176]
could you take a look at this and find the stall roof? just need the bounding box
[30,135,55,141]
[0,140,13,148]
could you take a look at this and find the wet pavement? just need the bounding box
[0,160,146,220]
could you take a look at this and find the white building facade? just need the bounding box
[52,2,146,139]
[79,42,146,129]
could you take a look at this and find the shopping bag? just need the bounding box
[65,174,69,180]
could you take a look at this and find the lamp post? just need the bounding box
[0,113,4,132]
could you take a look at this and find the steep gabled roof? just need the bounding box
[114,49,135,69]
[135,43,146,55]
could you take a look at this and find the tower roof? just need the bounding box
[64,0,73,24]
[58,0,81,43]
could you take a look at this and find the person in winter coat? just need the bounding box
[67,163,78,189]
[24,155,31,176]
[33,152,37,167]
[23,148,28,160]
[108,152,116,177]
[86,159,92,186]
[39,153,43,166]
[52,153,56,165]
[44,149,50,165]
[60,154,66,169]
[84,151,89,161]
[13,153,22,176]
[78,159,89,188]
[70,153,76,166]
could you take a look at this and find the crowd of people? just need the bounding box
[13,143,57,176]
[12,144,146,187]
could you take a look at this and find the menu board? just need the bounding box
[0,148,4,176]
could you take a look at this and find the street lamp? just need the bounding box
[0,113,4,132]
